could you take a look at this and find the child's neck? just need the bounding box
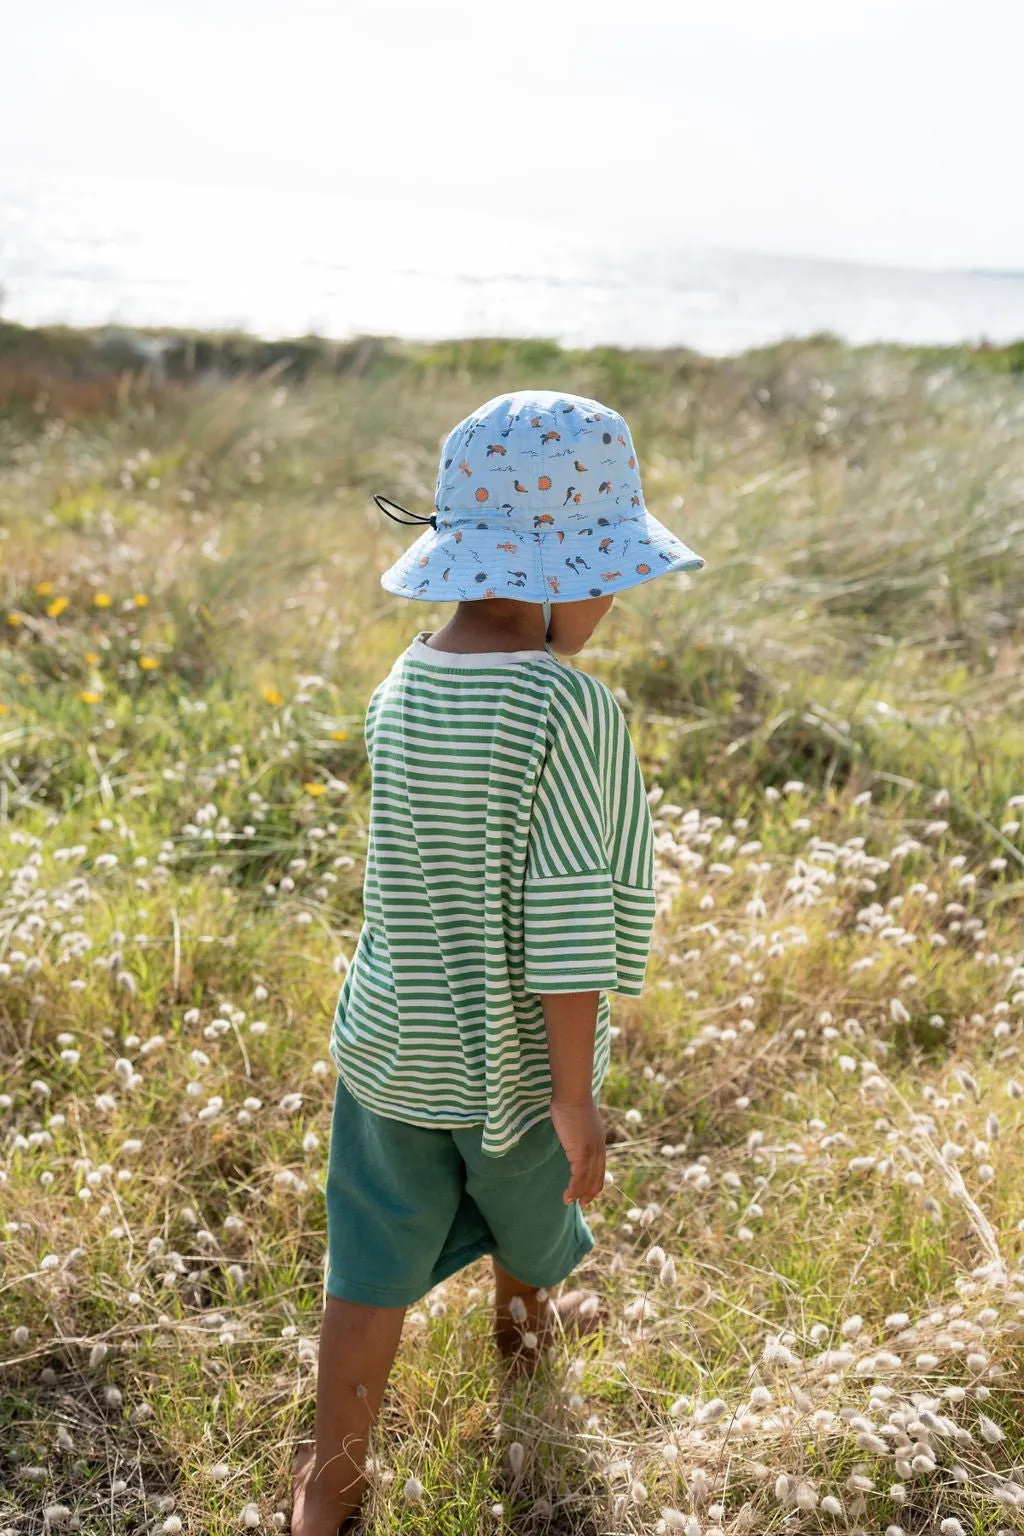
[427,601,547,655]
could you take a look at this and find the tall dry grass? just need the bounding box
[1,330,1023,1535]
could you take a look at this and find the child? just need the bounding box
[292,389,704,1534]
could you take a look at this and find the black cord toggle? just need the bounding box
[373,493,438,531]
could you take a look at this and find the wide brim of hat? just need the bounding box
[380,505,704,603]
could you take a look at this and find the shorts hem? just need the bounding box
[492,1227,595,1292]
[326,1236,495,1308]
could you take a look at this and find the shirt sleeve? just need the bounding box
[523,680,656,996]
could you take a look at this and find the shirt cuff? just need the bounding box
[524,871,648,994]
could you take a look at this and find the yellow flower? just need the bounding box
[261,686,284,706]
[139,656,160,671]
[304,782,327,796]
[7,613,22,627]
[93,592,112,608]
[47,596,69,619]
[35,580,53,596]
[78,690,102,704]
[18,673,31,683]
[133,593,149,608]
[0,703,8,715]
[85,651,100,666]
[330,729,348,741]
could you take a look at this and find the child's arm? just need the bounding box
[541,991,606,1208]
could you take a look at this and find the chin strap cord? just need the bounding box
[373,493,438,531]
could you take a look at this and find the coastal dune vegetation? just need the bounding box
[1,324,1023,1534]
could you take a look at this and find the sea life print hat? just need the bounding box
[378,389,704,603]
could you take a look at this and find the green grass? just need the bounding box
[1,326,1024,1534]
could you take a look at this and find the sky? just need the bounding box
[3,0,1023,271]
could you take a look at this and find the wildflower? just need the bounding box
[304,783,326,796]
[133,593,149,607]
[47,596,69,618]
[403,1476,424,1502]
[162,1520,183,1534]
[139,656,160,671]
[85,651,100,664]
[239,1504,260,1528]
[7,611,23,625]
[261,686,284,706]
[93,593,112,608]
[78,691,103,704]
[330,729,348,741]
[0,702,7,714]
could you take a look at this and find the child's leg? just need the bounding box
[292,1296,406,1536]
[492,1258,599,1364]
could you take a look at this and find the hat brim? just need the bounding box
[380,506,704,603]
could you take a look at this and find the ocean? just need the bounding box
[2,170,1023,356]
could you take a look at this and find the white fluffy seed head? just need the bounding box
[508,1443,525,1475]
[403,1477,423,1503]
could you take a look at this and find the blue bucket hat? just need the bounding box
[378,389,704,604]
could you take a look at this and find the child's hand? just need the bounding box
[550,1098,606,1207]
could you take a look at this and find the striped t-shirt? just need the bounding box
[330,633,656,1156]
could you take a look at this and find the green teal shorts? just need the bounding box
[325,1075,594,1307]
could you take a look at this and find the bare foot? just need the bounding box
[290,1444,363,1536]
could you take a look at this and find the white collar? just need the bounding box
[407,632,551,668]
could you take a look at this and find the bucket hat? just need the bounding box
[378,389,704,603]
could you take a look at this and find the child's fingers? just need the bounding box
[564,1146,605,1206]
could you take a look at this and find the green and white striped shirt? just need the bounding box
[331,633,656,1155]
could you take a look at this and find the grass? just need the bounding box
[1,325,1023,1536]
